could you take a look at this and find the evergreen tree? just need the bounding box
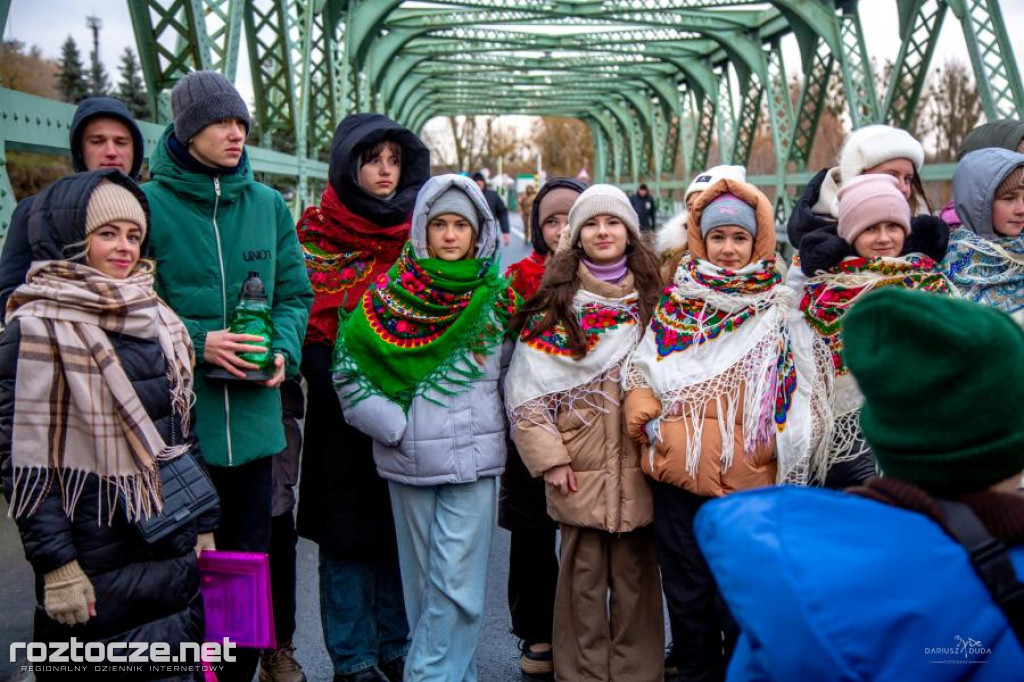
[117,48,149,120]
[88,48,109,97]
[56,36,88,103]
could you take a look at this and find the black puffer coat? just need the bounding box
[0,172,215,681]
[296,345,399,558]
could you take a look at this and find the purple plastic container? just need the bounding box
[198,550,277,649]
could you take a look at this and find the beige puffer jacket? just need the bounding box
[511,267,653,533]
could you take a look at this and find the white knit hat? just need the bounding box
[839,125,924,184]
[567,184,640,247]
[685,165,747,200]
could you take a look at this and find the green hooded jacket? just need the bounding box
[142,125,313,467]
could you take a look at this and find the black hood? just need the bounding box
[69,97,145,180]
[328,113,430,226]
[786,167,837,248]
[27,169,151,261]
[530,177,588,255]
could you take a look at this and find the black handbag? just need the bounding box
[135,450,219,544]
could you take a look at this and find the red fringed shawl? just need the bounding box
[506,251,547,300]
[297,186,410,346]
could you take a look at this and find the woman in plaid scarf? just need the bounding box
[0,169,216,682]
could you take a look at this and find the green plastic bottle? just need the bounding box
[230,271,274,371]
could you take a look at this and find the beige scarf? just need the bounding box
[6,260,195,524]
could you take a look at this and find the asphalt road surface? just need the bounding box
[0,212,541,682]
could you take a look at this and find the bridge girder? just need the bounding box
[0,0,1023,233]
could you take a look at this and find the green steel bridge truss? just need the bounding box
[0,0,1022,235]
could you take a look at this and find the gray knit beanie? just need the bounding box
[171,71,251,143]
[700,193,757,238]
[427,186,480,233]
[567,184,640,247]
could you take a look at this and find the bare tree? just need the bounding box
[924,58,983,162]
[531,117,593,178]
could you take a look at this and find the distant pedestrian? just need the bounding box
[630,182,657,232]
[518,184,536,243]
[472,171,511,246]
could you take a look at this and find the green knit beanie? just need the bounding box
[844,288,1024,496]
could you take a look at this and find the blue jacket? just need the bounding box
[695,486,1024,681]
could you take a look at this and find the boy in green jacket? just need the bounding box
[141,70,313,682]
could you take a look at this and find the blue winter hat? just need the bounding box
[700,193,757,238]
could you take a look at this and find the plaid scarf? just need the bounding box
[298,185,410,346]
[6,261,195,524]
[942,227,1024,317]
[337,242,518,409]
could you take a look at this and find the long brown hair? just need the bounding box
[511,239,663,359]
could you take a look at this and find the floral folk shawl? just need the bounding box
[337,242,518,409]
[506,251,547,300]
[795,254,954,479]
[297,185,410,346]
[624,255,801,482]
[942,226,1024,321]
[505,272,641,433]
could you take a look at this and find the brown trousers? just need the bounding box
[553,524,665,682]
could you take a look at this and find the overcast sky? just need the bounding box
[6,0,1023,142]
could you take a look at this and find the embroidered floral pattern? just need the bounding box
[801,255,953,373]
[302,242,375,295]
[523,301,637,356]
[652,258,780,358]
[775,337,797,431]
[363,255,474,348]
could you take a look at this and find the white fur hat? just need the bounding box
[685,165,747,200]
[839,125,924,184]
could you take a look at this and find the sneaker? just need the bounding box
[258,642,307,682]
[520,642,553,677]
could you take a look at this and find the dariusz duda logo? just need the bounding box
[924,635,992,664]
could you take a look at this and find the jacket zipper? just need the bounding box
[211,176,234,466]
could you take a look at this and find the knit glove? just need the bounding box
[195,532,216,556]
[43,560,96,626]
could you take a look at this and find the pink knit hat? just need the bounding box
[837,174,912,245]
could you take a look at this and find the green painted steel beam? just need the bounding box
[883,0,946,129]
[948,0,1024,119]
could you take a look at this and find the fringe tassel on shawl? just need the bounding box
[334,296,509,410]
[508,367,622,437]
[656,323,787,479]
[8,466,163,524]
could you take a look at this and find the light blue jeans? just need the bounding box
[388,477,497,682]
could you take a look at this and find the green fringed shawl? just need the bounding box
[336,242,519,409]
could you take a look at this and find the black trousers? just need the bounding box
[651,481,738,682]
[507,525,559,646]
[207,455,274,682]
[270,510,298,645]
